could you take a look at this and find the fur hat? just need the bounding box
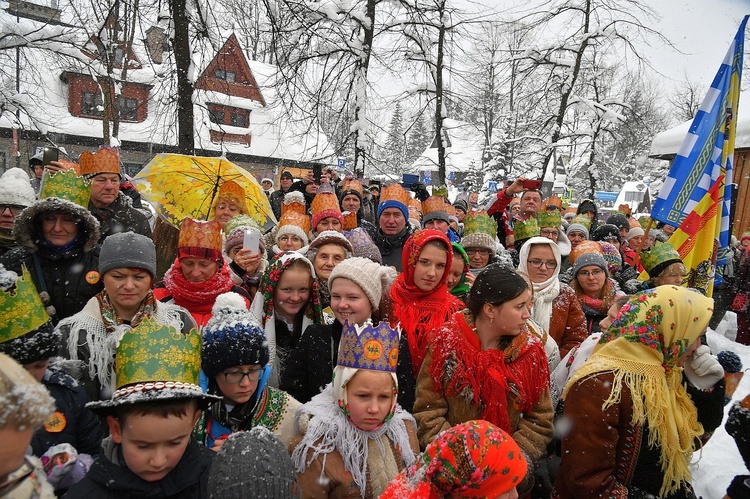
[591,224,622,245]
[100,232,156,277]
[208,427,299,498]
[566,223,589,239]
[0,352,55,429]
[328,257,396,311]
[460,233,495,252]
[0,168,35,208]
[572,252,609,279]
[202,292,268,378]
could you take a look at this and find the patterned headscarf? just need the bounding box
[564,285,714,497]
[380,420,527,499]
[255,251,323,327]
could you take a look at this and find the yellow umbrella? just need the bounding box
[132,154,276,231]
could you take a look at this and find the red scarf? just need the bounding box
[162,258,235,317]
[389,230,462,376]
[429,310,549,434]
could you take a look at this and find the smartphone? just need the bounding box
[42,146,59,166]
[243,229,260,254]
[522,179,542,190]
[312,165,323,185]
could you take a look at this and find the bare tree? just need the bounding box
[668,73,705,122]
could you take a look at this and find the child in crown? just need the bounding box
[290,320,419,498]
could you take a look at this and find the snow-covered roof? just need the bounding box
[0,6,332,164]
[650,91,750,158]
[411,119,484,174]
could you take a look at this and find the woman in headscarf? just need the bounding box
[517,237,588,358]
[553,286,725,498]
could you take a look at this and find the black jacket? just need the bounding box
[269,187,292,220]
[31,368,104,457]
[0,197,103,323]
[89,192,152,243]
[62,439,213,499]
[362,220,413,272]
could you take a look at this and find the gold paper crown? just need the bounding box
[281,191,307,217]
[572,214,591,230]
[219,180,246,200]
[113,317,202,395]
[641,242,682,277]
[513,217,539,241]
[337,320,401,373]
[422,196,447,216]
[78,146,120,177]
[341,179,363,196]
[39,169,92,208]
[444,202,456,218]
[311,191,341,217]
[0,267,50,345]
[629,217,641,229]
[569,240,603,264]
[542,196,563,210]
[178,218,223,253]
[463,211,497,237]
[278,210,311,236]
[342,211,357,230]
[537,210,562,228]
[408,198,422,215]
[380,184,410,207]
[617,204,632,216]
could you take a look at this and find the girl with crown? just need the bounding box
[413,263,553,496]
[291,319,419,499]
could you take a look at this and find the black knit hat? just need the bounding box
[201,293,269,378]
[453,198,469,214]
[0,320,59,365]
[591,224,622,245]
[208,427,300,498]
[606,213,630,232]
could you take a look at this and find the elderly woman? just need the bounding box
[414,264,553,496]
[58,232,196,401]
[306,230,353,309]
[571,250,620,334]
[1,170,102,323]
[154,218,250,328]
[518,237,588,358]
[623,242,687,295]
[553,287,725,498]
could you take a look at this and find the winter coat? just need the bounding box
[552,373,725,499]
[362,221,413,272]
[358,192,377,226]
[290,420,420,499]
[280,321,417,411]
[88,192,152,244]
[30,367,104,458]
[0,197,103,324]
[270,187,293,220]
[547,284,589,358]
[62,437,213,499]
[153,284,250,328]
[57,297,197,402]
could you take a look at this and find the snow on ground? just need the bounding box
[692,311,750,499]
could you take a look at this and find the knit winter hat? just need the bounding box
[569,240,603,265]
[0,168,35,208]
[606,213,630,232]
[225,227,266,256]
[566,223,589,239]
[453,198,468,214]
[0,352,55,429]
[208,427,299,499]
[99,232,156,277]
[460,233,495,252]
[572,252,609,279]
[577,199,597,215]
[599,242,622,276]
[591,224,622,245]
[626,227,645,242]
[202,292,269,378]
[344,227,382,264]
[328,257,396,310]
[307,230,353,256]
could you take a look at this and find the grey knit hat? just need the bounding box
[461,233,495,252]
[572,252,609,279]
[566,223,589,239]
[99,232,157,277]
[208,427,299,499]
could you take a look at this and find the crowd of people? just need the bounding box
[0,146,749,499]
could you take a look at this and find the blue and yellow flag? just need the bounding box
[652,16,748,272]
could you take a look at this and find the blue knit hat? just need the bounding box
[202,292,269,378]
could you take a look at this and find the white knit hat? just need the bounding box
[328,257,396,311]
[0,168,35,207]
[626,227,645,242]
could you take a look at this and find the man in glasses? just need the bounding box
[0,168,36,255]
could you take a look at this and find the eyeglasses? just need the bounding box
[540,229,558,237]
[527,259,557,269]
[0,204,25,215]
[222,368,263,384]
[578,269,605,277]
[466,248,491,256]
[661,272,690,284]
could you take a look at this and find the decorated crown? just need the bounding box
[337,320,401,373]
[641,242,682,276]
[342,211,358,230]
[311,191,341,217]
[569,240,604,264]
[39,169,92,208]
[537,210,562,228]
[281,191,307,217]
[78,146,120,177]
[341,178,363,196]
[408,198,422,215]
[422,196,447,216]
[225,214,260,234]
[617,203,632,216]
[463,210,497,237]
[542,196,563,210]
[111,317,203,398]
[638,216,651,229]
[444,202,456,218]
[0,267,50,345]
[178,218,223,253]
[572,214,591,230]
[278,210,311,236]
[513,216,539,241]
[218,180,246,201]
[380,184,410,207]
[432,186,448,198]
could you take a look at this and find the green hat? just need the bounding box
[463,210,497,237]
[537,210,561,229]
[39,169,92,208]
[640,242,683,278]
[513,217,539,241]
[225,214,260,234]
[86,317,220,413]
[572,214,591,231]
